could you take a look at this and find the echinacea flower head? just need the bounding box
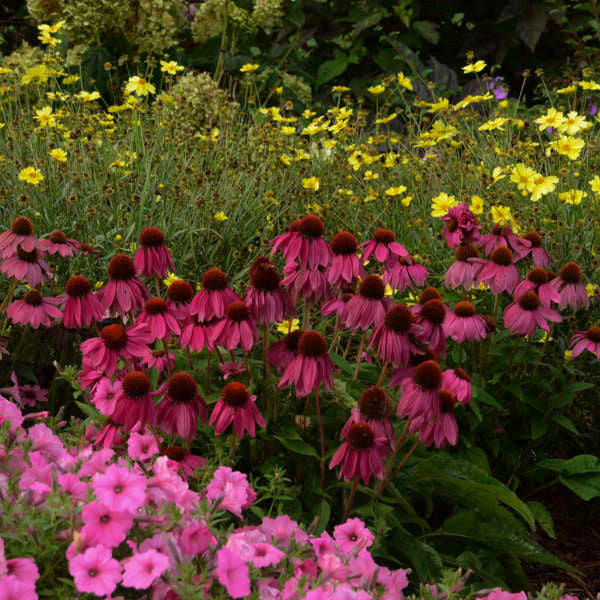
[190,268,240,321]
[68,545,122,596]
[283,214,332,269]
[445,243,482,290]
[41,230,80,257]
[210,300,258,351]
[135,297,181,341]
[161,445,206,478]
[157,371,207,442]
[122,549,169,590]
[479,223,530,257]
[0,216,38,257]
[134,227,174,279]
[209,381,265,438]
[329,421,386,484]
[383,254,429,292]
[278,330,334,397]
[569,326,600,359]
[397,359,443,421]
[359,229,408,268]
[62,275,104,329]
[411,289,447,355]
[520,231,551,267]
[410,388,459,448]
[6,289,62,329]
[513,267,560,307]
[473,245,520,294]
[268,328,304,373]
[0,246,50,286]
[552,261,589,311]
[166,279,195,322]
[111,371,156,431]
[342,275,394,332]
[441,203,481,249]
[327,231,364,287]
[98,253,149,316]
[503,291,562,337]
[444,301,488,343]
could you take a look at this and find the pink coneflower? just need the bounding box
[134,227,174,279]
[157,372,206,442]
[111,371,156,431]
[79,242,101,257]
[341,275,394,332]
[520,231,551,267]
[245,257,294,324]
[209,382,265,438]
[270,219,301,258]
[93,420,125,449]
[210,301,258,351]
[6,289,62,328]
[68,544,122,596]
[473,246,520,294]
[80,323,152,376]
[268,329,303,373]
[327,231,364,288]
[136,297,181,341]
[397,360,442,421]
[411,288,447,355]
[81,500,133,547]
[479,223,531,257]
[347,386,395,452]
[278,330,334,397]
[359,229,408,268]
[383,255,428,292]
[218,361,247,380]
[0,246,49,286]
[62,275,104,329]
[551,262,589,311]
[161,445,206,478]
[41,230,80,257]
[282,262,330,304]
[444,244,482,290]
[322,291,354,317]
[140,347,175,372]
[410,389,458,448]
[91,377,122,416]
[98,253,149,316]
[513,267,560,307]
[329,422,386,484]
[122,549,170,590]
[442,367,472,404]
[503,290,562,337]
[368,303,422,366]
[285,214,332,269]
[444,301,488,343]
[441,203,481,248]
[166,279,195,323]
[388,347,437,388]
[180,315,216,353]
[0,217,38,257]
[93,464,147,513]
[190,268,240,321]
[569,326,600,359]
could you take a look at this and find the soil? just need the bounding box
[525,488,600,599]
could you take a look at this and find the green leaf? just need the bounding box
[413,20,440,45]
[531,415,549,440]
[80,46,112,100]
[538,455,600,500]
[75,401,100,419]
[472,385,503,410]
[527,501,556,538]
[315,500,331,534]
[551,414,578,435]
[516,4,547,51]
[559,473,600,500]
[274,435,319,458]
[316,52,348,87]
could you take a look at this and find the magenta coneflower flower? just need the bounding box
[268,328,303,373]
[503,290,562,337]
[520,231,551,267]
[513,267,560,307]
[442,367,472,404]
[80,323,152,376]
[347,386,395,452]
[327,231,364,288]
[570,326,600,359]
[359,229,408,269]
[245,257,294,324]
[0,246,50,286]
[397,360,442,421]
[190,268,239,321]
[473,246,520,294]
[341,275,394,332]
[62,275,104,329]
[551,262,589,311]
[161,445,206,477]
[218,361,246,380]
[68,544,122,596]
[368,303,422,366]
[98,253,149,316]
[479,223,531,257]
[0,216,38,258]
[135,297,181,341]
[444,243,482,290]
[329,422,386,484]
[441,203,481,249]
[270,219,302,260]
[134,227,174,279]
[166,279,195,323]
[282,262,330,304]
[383,254,428,292]
[411,288,447,355]
[180,315,216,353]
[209,382,266,438]
[388,347,437,388]
[444,301,488,343]
[41,230,80,257]
[140,347,175,372]
[111,371,156,431]
[285,214,332,269]
[278,330,334,397]
[6,289,62,328]
[157,372,206,442]
[79,242,101,257]
[210,300,258,351]
[92,420,125,448]
[410,389,458,448]
[322,291,354,317]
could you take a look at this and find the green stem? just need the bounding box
[315,390,326,489]
[343,478,359,521]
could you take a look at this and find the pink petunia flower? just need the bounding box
[503,290,562,337]
[135,297,181,341]
[134,227,174,279]
[206,466,256,518]
[278,330,334,397]
[0,395,23,433]
[91,377,122,416]
[179,520,216,557]
[81,501,134,547]
[0,246,50,286]
[6,289,62,328]
[68,545,122,596]
[209,382,265,438]
[341,275,394,332]
[190,268,240,322]
[444,243,483,290]
[93,464,147,513]
[570,326,600,359]
[210,300,258,351]
[122,549,170,589]
[327,232,364,288]
[216,547,251,598]
[249,542,285,568]
[61,275,104,329]
[245,257,294,324]
[97,253,149,316]
[0,574,38,600]
[41,230,80,257]
[333,518,374,554]
[444,301,488,343]
[127,431,159,461]
[359,229,408,269]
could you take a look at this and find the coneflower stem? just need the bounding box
[262,324,270,383]
[328,313,341,353]
[229,433,238,461]
[377,420,410,493]
[342,333,354,359]
[353,331,367,380]
[153,275,161,298]
[532,324,552,379]
[303,298,311,329]
[162,336,172,376]
[377,363,388,386]
[205,353,211,393]
[343,479,359,521]
[380,439,419,495]
[315,390,326,489]
[186,347,194,370]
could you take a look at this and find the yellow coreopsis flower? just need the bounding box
[385,186,407,196]
[431,192,458,217]
[276,318,300,334]
[491,205,513,226]
[62,74,79,85]
[401,195,412,207]
[491,166,506,183]
[585,283,598,297]
[589,175,600,194]
[75,90,101,102]
[558,111,589,135]
[281,126,296,136]
[578,80,600,90]
[34,106,56,128]
[530,174,559,202]
[303,177,321,191]
[479,117,509,131]
[49,148,67,162]
[240,63,259,72]
[125,76,155,96]
[363,170,379,181]
[559,189,587,205]
[279,154,293,166]
[553,135,585,160]
[535,107,566,131]
[557,85,576,94]
[469,195,484,215]
[510,163,537,193]
[462,60,486,74]
[331,85,350,93]
[19,166,44,185]
[375,113,397,124]
[214,211,228,221]
[397,72,413,91]
[160,60,184,74]
[163,271,182,287]
[368,84,386,95]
